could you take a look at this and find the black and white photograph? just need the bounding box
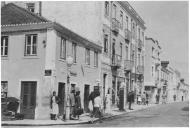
[1,1,189,127]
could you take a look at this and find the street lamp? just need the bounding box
[65,56,73,120]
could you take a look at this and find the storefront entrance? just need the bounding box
[20,81,37,119]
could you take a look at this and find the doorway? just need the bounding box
[20,81,37,119]
[58,82,65,115]
[84,85,90,113]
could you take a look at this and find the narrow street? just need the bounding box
[3,101,189,127]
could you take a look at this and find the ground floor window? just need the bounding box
[1,81,8,98]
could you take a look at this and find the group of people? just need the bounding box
[50,90,82,120]
[88,91,103,123]
[137,92,149,106]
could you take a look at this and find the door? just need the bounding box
[20,81,37,119]
[58,83,65,115]
[84,85,90,113]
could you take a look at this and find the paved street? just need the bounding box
[2,101,189,127]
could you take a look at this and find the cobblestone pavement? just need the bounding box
[2,101,189,127]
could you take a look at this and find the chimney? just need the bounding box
[1,1,6,7]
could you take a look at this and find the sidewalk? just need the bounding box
[2,103,157,126]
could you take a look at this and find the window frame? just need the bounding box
[112,4,117,19]
[1,81,8,98]
[94,51,98,67]
[24,34,37,56]
[1,36,9,57]
[27,3,35,13]
[105,1,109,17]
[60,37,67,60]
[72,42,77,63]
[85,48,90,65]
[120,11,123,29]
[120,43,122,58]
[104,35,108,53]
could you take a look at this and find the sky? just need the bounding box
[129,1,189,83]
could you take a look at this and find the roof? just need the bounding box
[1,3,102,52]
[1,3,48,25]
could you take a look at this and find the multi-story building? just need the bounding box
[1,3,102,119]
[3,1,146,112]
[177,79,189,102]
[144,37,161,103]
[167,67,175,102]
[160,61,170,102]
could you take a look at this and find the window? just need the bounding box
[120,11,123,29]
[1,36,8,57]
[25,34,37,56]
[112,4,116,18]
[152,66,154,76]
[27,3,35,13]
[152,47,154,57]
[85,48,90,65]
[94,51,98,67]
[138,28,140,39]
[60,38,66,59]
[138,53,140,65]
[126,16,128,29]
[132,50,135,61]
[1,81,8,98]
[72,42,77,63]
[126,46,128,60]
[105,1,109,17]
[104,35,108,53]
[120,43,122,58]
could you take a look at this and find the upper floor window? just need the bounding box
[25,34,37,56]
[120,43,122,58]
[125,46,128,60]
[120,11,123,29]
[27,3,35,13]
[72,42,77,63]
[94,51,98,67]
[1,36,8,57]
[126,16,128,29]
[138,53,140,65]
[60,37,66,59]
[104,35,108,53]
[152,66,154,76]
[112,4,117,19]
[142,32,144,43]
[1,81,8,98]
[85,48,90,65]
[138,28,140,39]
[105,1,109,17]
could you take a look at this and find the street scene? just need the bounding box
[1,1,189,127]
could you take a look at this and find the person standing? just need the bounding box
[142,92,146,105]
[75,91,82,120]
[91,92,103,123]
[145,93,149,105]
[69,90,75,119]
[89,91,96,117]
[50,91,59,120]
[128,91,134,110]
[156,94,159,104]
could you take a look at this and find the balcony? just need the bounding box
[112,18,120,34]
[124,29,132,42]
[137,65,144,74]
[111,54,122,69]
[137,39,143,49]
[124,60,134,71]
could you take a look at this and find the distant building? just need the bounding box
[1,3,101,119]
[144,37,161,103]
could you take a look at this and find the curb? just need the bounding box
[2,104,158,126]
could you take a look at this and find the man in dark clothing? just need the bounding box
[89,91,96,117]
[127,91,134,110]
